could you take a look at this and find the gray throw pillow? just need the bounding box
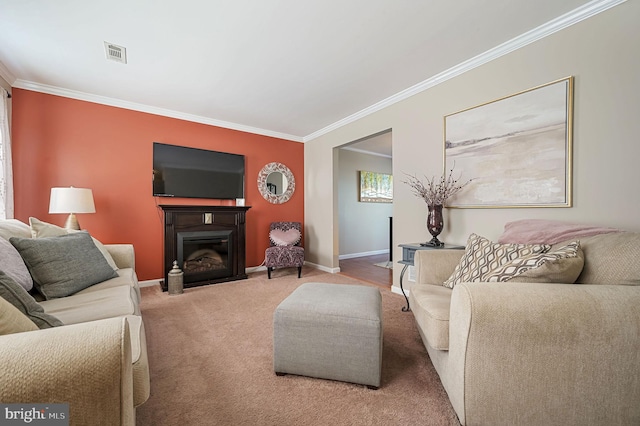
[0,270,63,328]
[29,217,119,271]
[0,236,33,291]
[10,232,119,300]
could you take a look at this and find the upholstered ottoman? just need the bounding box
[273,282,383,388]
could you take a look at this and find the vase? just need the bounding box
[425,204,444,247]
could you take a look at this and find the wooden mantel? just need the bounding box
[160,205,251,290]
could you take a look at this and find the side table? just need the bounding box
[398,242,465,312]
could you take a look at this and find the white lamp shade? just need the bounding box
[49,187,96,214]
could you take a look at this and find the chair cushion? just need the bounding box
[265,246,305,267]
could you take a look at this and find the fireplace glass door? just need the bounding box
[177,230,234,284]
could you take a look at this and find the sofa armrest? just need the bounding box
[413,249,463,286]
[0,318,135,426]
[450,282,640,425]
[106,244,135,269]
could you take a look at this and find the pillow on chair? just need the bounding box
[270,228,301,247]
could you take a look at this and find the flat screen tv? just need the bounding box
[152,142,245,199]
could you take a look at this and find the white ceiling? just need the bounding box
[341,131,392,158]
[0,0,612,142]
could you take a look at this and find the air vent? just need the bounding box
[104,42,127,64]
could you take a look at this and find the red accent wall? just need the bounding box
[11,89,304,281]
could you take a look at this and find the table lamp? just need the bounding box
[48,187,96,230]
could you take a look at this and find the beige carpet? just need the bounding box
[136,267,460,425]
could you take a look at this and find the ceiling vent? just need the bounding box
[104,42,127,64]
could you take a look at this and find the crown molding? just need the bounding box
[0,60,16,86]
[11,79,304,143]
[303,0,626,142]
[340,146,392,159]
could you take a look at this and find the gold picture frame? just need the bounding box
[444,76,574,208]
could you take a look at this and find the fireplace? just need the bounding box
[161,205,251,290]
[178,230,232,282]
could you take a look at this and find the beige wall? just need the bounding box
[304,1,640,289]
[337,148,392,257]
[0,76,10,125]
[0,77,10,93]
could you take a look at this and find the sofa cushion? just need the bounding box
[409,284,453,350]
[484,241,584,283]
[76,268,140,303]
[0,236,33,291]
[10,232,119,300]
[0,296,39,335]
[40,285,138,325]
[443,234,550,289]
[29,217,118,270]
[575,232,640,285]
[0,219,32,240]
[0,270,64,328]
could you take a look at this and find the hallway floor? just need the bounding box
[338,253,392,289]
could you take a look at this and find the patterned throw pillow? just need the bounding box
[484,241,584,283]
[443,234,550,289]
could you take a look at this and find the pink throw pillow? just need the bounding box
[270,229,301,247]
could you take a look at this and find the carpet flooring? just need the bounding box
[373,261,393,269]
[136,267,460,425]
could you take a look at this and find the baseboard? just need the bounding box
[139,279,162,288]
[391,285,408,297]
[246,265,267,274]
[304,261,341,274]
[139,262,339,287]
[338,249,389,260]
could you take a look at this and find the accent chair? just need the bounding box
[265,222,304,279]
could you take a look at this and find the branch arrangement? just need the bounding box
[403,167,472,206]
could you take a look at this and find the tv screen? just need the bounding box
[153,142,245,199]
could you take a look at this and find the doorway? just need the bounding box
[335,130,393,288]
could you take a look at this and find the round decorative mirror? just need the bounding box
[258,162,295,204]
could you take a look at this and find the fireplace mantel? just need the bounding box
[160,205,251,290]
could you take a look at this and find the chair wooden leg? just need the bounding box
[297,266,302,278]
[268,267,272,279]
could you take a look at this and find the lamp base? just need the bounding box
[64,213,81,230]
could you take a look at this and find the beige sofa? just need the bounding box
[409,231,640,426]
[0,219,149,425]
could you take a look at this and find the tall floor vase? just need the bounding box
[425,204,444,247]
